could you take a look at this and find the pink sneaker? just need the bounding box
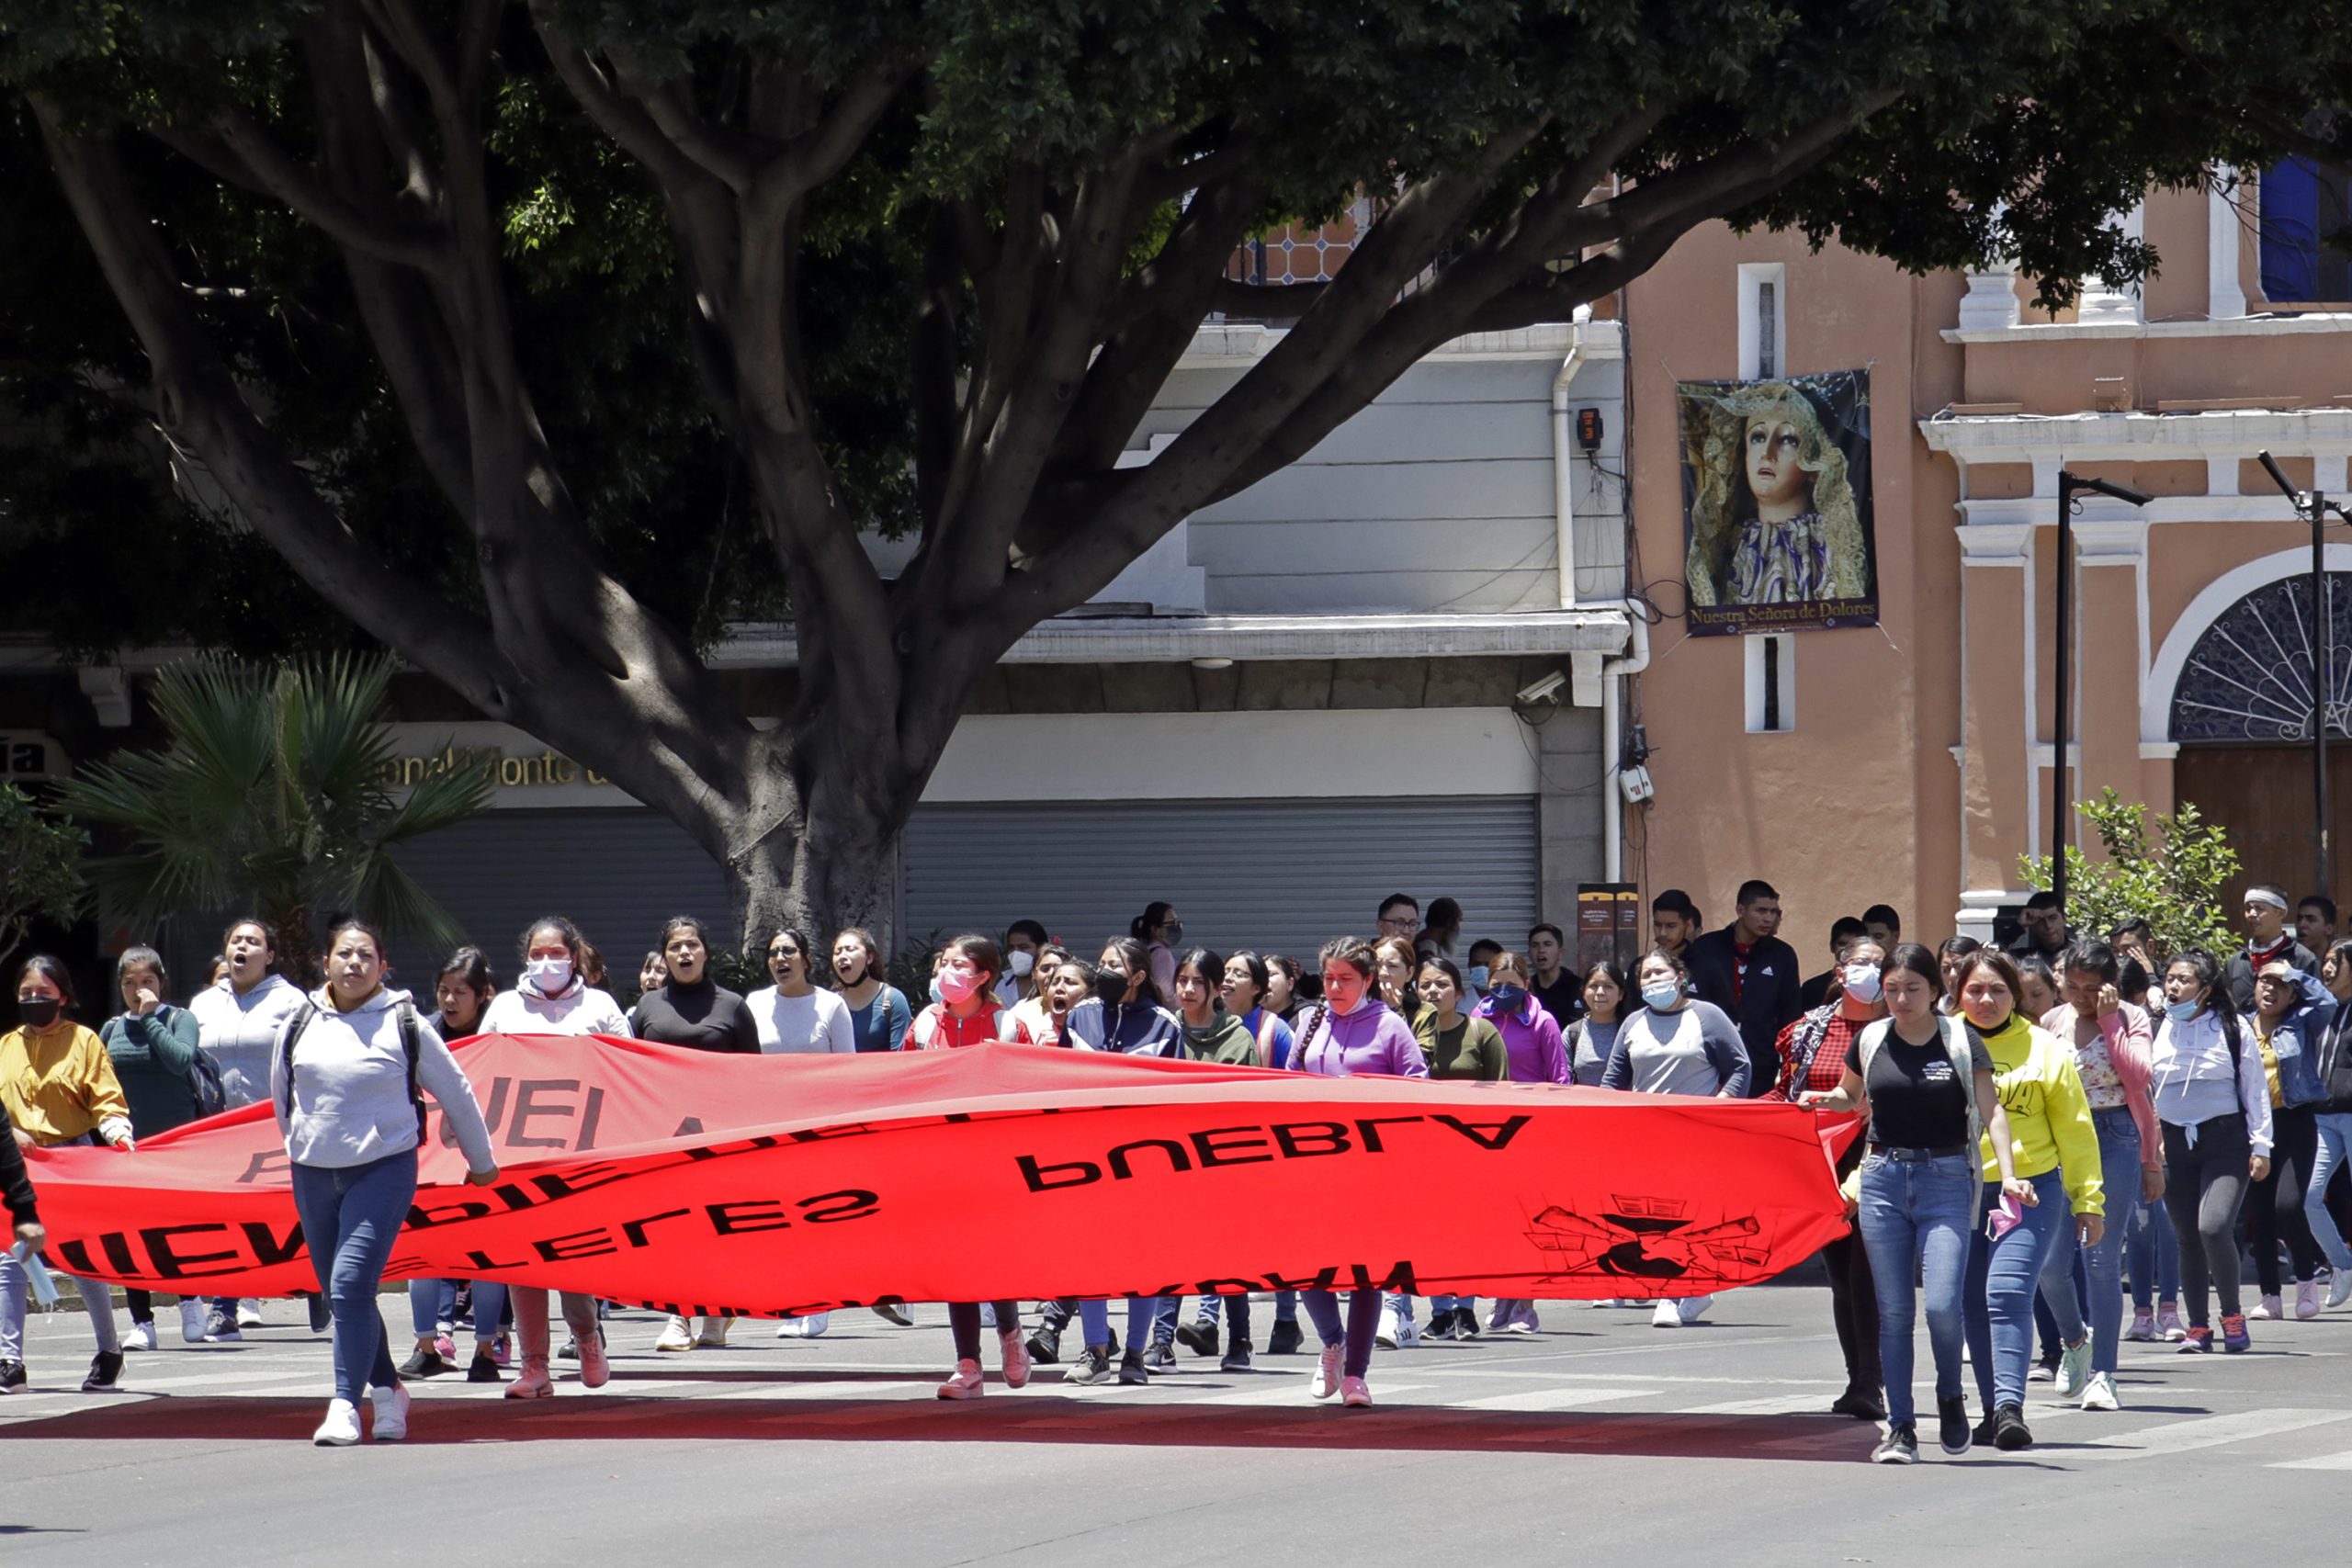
[2157,1304,2188,1342]
[937,1359,985,1399]
[2123,1312,2156,1342]
[491,1333,513,1367]
[1340,1375,1373,1407]
[504,1355,554,1398]
[999,1330,1032,1390]
[2297,1280,2324,1321]
[1310,1345,1343,1400]
[432,1332,457,1362]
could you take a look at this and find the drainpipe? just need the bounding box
[1550,305,1649,881]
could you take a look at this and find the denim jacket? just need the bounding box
[2260,970,2335,1109]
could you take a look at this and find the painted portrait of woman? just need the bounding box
[1682,377,1870,615]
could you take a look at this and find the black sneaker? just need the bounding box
[1118,1351,1149,1386]
[1452,1307,1479,1339]
[452,1284,475,1327]
[1972,1411,1999,1449]
[557,1337,580,1361]
[1143,1341,1177,1372]
[398,1348,451,1379]
[870,1301,915,1327]
[0,1359,26,1393]
[1067,1348,1114,1386]
[1266,1319,1305,1356]
[202,1307,242,1343]
[1174,1318,1218,1358]
[1937,1395,1972,1456]
[1025,1323,1062,1366]
[81,1350,124,1393]
[1993,1403,2033,1450]
[1425,1313,1457,1342]
[1104,1326,1119,1358]
[1871,1422,1919,1464]
[467,1352,503,1384]
[1830,1385,1886,1421]
[1220,1339,1254,1373]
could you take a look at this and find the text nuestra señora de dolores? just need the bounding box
[385,743,612,791]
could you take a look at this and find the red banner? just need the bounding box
[24,1036,1858,1314]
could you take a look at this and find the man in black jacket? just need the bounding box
[1685,880,1803,1099]
[2224,884,2320,1014]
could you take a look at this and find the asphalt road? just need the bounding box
[2,1279,2345,1565]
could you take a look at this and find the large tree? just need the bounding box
[5,1,2346,942]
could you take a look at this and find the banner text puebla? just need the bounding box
[23,1038,1860,1316]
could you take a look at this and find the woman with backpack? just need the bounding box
[273,919,497,1444]
[2,955,137,1395]
[1800,942,2030,1464]
[98,946,215,1351]
[2150,949,2275,1353]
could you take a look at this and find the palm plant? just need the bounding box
[57,654,492,982]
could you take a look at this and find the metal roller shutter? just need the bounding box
[386,808,734,987]
[901,795,1538,962]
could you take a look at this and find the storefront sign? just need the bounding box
[1679,368,1878,635]
[379,723,629,808]
[0,731,67,782]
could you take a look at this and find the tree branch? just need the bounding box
[203,106,447,271]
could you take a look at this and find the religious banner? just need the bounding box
[1679,369,1876,636]
[24,1038,1858,1315]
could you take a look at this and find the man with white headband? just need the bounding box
[2225,885,2320,1014]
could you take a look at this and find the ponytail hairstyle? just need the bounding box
[1879,942,1944,995]
[2167,946,2233,1021]
[14,954,76,1015]
[1131,901,1176,944]
[2062,940,2120,988]
[519,915,585,967]
[940,932,1005,993]
[1098,935,1162,1008]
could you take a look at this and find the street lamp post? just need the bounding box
[2256,450,2349,899]
[2052,470,2154,918]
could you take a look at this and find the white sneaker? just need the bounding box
[1340,1374,1373,1407]
[936,1359,985,1399]
[2248,1293,2283,1321]
[126,1321,158,1352]
[234,1301,265,1328]
[1374,1321,1399,1350]
[2331,1272,2352,1311]
[653,1315,695,1352]
[2079,1371,2121,1412]
[178,1301,208,1345]
[1651,1300,1683,1328]
[1590,1298,1622,1309]
[694,1317,732,1348]
[1310,1345,1343,1399]
[775,1312,831,1338]
[312,1398,362,1447]
[2056,1338,2093,1401]
[370,1382,410,1441]
[2297,1280,2324,1320]
[1394,1314,1420,1348]
[1678,1294,1714,1325]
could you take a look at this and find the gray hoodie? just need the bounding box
[270,986,496,1171]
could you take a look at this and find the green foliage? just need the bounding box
[0,783,88,966]
[2018,789,2239,963]
[54,654,493,980]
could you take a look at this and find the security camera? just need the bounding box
[1516,670,1567,705]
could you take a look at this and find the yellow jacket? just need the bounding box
[1976,1011,2105,1217]
[1,1021,132,1146]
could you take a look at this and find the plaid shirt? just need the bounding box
[1770,1007,1869,1100]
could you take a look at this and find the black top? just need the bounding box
[631,979,760,1054]
[0,1128,36,1228]
[1684,926,1803,1099]
[1799,969,1835,1011]
[1532,974,1585,1030]
[2223,939,2321,1016]
[1847,1023,1995,1151]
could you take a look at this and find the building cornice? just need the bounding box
[1941,312,2352,345]
[1181,316,1625,369]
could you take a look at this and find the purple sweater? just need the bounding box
[1474,991,1570,1084]
[1294,998,1429,1079]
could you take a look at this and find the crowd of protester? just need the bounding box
[5,880,2348,1461]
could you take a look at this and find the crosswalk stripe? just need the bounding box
[2266,1447,2352,1471]
[2071,1407,2352,1461]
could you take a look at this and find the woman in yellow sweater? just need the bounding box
[2,955,137,1395]
[1953,949,2104,1452]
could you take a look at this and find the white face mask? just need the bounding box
[1841,964,1883,1003]
[1008,951,1035,978]
[525,955,574,995]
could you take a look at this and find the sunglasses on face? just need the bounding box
[770,947,802,959]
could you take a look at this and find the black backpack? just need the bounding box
[277,1000,427,1140]
[187,1042,229,1120]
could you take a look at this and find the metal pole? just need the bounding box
[2317,489,2333,900]
[2053,476,2076,919]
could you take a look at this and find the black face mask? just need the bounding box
[1094,972,1130,1008]
[17,997,61,1029]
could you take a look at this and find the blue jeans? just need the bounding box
[1964,1168,2067,1412]
[2037,1108,2137,1374]
[1081,1297,1164,1348]
[2307,1111,2352,1274]
[1302,1289,1382,1378]
[290,1150,417,1404]
[2125,1191,2179,1306]
[1853,1151,1976,1427]
[1193,1292,1299,1325]
[408,1277,458,1337]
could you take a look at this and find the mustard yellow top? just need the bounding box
[1,1021,132,1145]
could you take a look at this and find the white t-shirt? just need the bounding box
[744,985,855,1054]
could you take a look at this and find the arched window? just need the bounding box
[2168,571,2352,742]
